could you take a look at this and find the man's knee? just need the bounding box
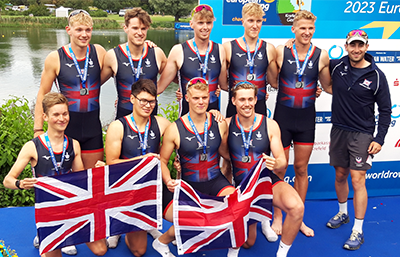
[91,245,107,256]
[129,247,147,257]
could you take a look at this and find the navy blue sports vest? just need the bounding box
[119,115,161,159]
[57,44,102,138]
[228,115,270,182]
[176,114,221,182]
[277,46,321,109]
[229,39,269,101]
[114,44,159,118]
[179,41,221,115]
[32,136,75,177]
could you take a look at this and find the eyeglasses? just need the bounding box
[187,77,208,89]
[134,95,156,107]
[191,4,213,16]
[68,9,90,20]
[233,81,256,90]
[347,29,367,37]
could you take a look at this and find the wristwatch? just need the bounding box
[15,180,22,190]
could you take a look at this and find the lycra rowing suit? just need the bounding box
[118,115,161,159]
[227,39,269,117]
[56,44,103,152]
[178,41,222,116]
[273,46,321,149]
[32,135,75,177]
[114,44,159,119]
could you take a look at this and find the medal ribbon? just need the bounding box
[243,36,260,76]
[69,44,89,90]
[188,113,208,155]
[44,132,67,175]
[237,115,256,157]
[130,114,150,155]
[292,43,313,83]
[126,43,145,81]
[192,39,210,79]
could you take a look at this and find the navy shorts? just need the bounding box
[329,126,373,170]
[273,103,315,149]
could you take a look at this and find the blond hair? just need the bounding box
[187,82,209,94]
[192,8,214,21]
[42,92,69,115]
[242,3,265,18]
[68,12,93,27]
[231,82,258,98]
[293,10,316,24]
[125,7,152,28]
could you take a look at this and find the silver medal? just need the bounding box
[295,81,304,89]
[242,155,251,163]
[247,74,255,81]
[200,153,207,161]
[80,88,88,95]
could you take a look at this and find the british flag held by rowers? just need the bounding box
[173,159,273,255]
[34,156,162,255]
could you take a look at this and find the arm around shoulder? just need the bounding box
[318,50,332,94]
[157,44,182,95]
[71,139,85,172]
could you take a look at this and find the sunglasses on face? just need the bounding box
[133,95,156,107]
[187,77,208,88]
[68,9,90,20]
[191,4,213,16]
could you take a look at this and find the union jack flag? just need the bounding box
[34,156,162,255]
[173,159,273,255]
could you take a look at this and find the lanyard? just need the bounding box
[192,39,210,79]
[130,114,150,155]
[243,36,260,75]
[292,43,313,82]
[126,43,145,82]
[69,44,89,89]
[44,132,67,175]
[237,115,256,157]
[188,113,208,154]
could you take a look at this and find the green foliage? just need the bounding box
[159,102,179,179]
[150,0,197,21]
[89,9,107,17]
[22,3,50,16]
[0,96,36,207]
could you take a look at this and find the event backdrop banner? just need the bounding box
[200,0,400,199]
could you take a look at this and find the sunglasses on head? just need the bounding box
[69,9,90,20]
[187,77,208,88]
[191,4,213,16]
[347,29,367,37]
[233,81,256,90]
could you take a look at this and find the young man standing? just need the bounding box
[33,10,107,255]
[105,79,170,254]
[152,78,235,257]
[101,7,167,119]
[4,92,107,257]
[223,3,278,117]
[272,10,331,237]
[327,30,391,250]
[221,82,304,257]
[156,4,228,116]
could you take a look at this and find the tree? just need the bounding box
[64,0,92,10]
[150,0,196,21]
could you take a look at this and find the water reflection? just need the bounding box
[0,27,194,125]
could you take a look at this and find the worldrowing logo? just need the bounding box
[329,45,344,59]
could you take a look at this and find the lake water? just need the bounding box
[0,27,194,125]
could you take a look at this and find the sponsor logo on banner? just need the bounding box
[329,45,344,59]
[394,78,399,86]
[395,139,400,148]
[223,0,313,25]
[313,141,330,151]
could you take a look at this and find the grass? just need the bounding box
[103,14,190,25]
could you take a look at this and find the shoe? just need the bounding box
[61,245,78,255]
[261,220,278,242]
[148,229,163,239]
[107,234,121,249]
[33,236,39,248]
[326,212,350,228]
[152,238,175,257]
[343,230,364,250]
